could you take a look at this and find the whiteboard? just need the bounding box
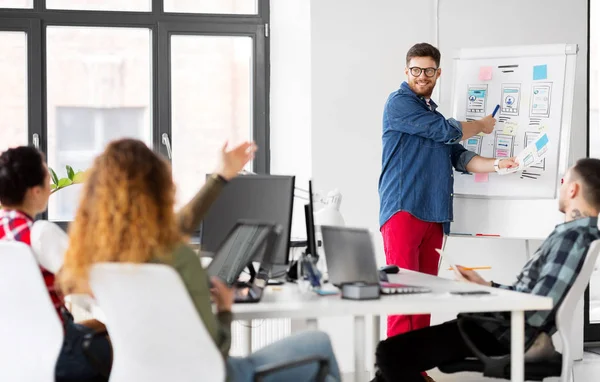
[451,44,577,199]
[449,44,578,239]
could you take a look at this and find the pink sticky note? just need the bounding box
[475,173,489,183]
[479,66,493,81]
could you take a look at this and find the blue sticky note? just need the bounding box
[535,133,549,150]
[533,65,548,80]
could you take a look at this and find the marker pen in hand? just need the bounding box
[492,104,500,117]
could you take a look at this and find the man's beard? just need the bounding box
[409,79,435,98]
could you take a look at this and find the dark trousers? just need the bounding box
[374,319,509,382]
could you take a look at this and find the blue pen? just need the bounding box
[492,104,500,117]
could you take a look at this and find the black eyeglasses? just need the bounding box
[409,67,439,78]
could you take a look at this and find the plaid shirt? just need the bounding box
[0,209,65,322]
[470,217,600,346]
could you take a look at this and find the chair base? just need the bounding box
[438,352,562,381]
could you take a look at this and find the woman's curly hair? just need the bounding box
[59,139,182,293]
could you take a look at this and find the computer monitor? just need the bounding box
[201,174,295,265]
[304,180,317,257]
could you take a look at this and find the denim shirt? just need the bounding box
[378,82,477,234]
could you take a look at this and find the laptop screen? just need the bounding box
[321,226,380,286]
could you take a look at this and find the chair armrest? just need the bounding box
[253,355,329,382]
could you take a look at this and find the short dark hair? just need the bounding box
[572,158,600,211]
[0,146,47,206]
[406,43,441,68]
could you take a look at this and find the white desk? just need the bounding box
[233,269,552,382]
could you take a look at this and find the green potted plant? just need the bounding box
[0,165,86,210]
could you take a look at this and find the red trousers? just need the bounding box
[381,211,444,338]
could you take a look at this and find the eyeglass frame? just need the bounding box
[408,66,439,78]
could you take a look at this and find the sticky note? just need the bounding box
[475,173,489,183]
[502,121,518,135]
[535,133,549,150]
[479,66,493,81]
[533,65,547,81]
[538,124,547,132]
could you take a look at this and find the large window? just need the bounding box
[0,0,269,225]
[0,31,27,153]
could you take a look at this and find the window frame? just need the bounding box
[0,0,270,227]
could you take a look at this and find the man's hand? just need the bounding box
[456,266,491,287]
[215,141,258,181]
[480,115,496,134]
[210,277,235,313]
[499,157,518,169]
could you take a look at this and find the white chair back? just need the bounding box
[554,239,600,382]
[30,220,68,274]
[89,263,226,382]
[0,241,63,382]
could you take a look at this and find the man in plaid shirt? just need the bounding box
[373,158,600,382]
[0,146,111,380]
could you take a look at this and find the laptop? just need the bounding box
[320,226,431,295]
[206,220,282,303]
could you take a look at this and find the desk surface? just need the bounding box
[232,269,553,320]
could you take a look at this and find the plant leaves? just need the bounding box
[49,168,59,186]
[50,184,57,190]
[72,170,87,184]
[57,178,73,188]
[66,165,75,181]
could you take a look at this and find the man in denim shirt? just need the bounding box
[378,43,518,350]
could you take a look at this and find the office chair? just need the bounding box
[439,239,600,382]
[0,241,64,382]
[89,263,330,382]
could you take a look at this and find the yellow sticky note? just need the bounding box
[538,124,547,132]
[502,121,519,135]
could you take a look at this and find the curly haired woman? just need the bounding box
[59,139,340,382]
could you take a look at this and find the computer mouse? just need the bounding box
[379,265,400,274]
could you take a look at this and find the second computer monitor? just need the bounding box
[304,179,318,257]
[201,174,295,265]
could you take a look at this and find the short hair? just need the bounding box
[0,146,46,206]
[571,158,600,211]
[406,43,441,68]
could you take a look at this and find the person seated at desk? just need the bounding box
[372,158,600,382]
[0,146,112,380]
[58,138,341,382]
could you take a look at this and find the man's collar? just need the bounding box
[555,216,599,232]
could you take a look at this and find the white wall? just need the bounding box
[269,0,312,239]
